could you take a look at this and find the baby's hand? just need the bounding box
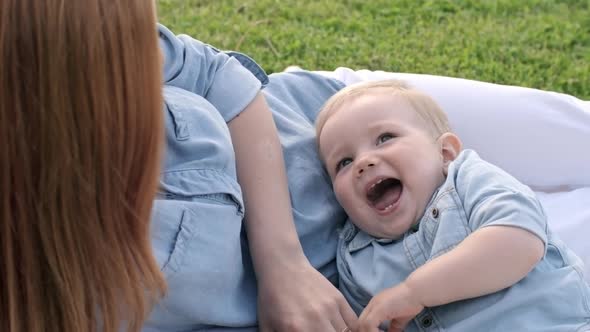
[357,282,424,332]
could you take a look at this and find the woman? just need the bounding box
[149,26,590,331]
[1,1,165,331]
[149,26,356,331]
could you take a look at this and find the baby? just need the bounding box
[315,80,590,332]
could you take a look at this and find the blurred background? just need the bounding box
[158,0,589,99]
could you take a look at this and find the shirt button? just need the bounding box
[421,315,433,328]
[431,207,439,219]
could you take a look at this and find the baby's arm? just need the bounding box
[358,155,548,331]
[357,226,544,332]
[406,225,544,305]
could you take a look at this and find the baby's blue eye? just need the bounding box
[336,158,352,173]
[377,133,394,144]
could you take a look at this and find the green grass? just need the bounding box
[157,0,590,99]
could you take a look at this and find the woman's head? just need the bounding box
[1,1,164,331]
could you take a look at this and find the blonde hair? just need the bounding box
[0,1,165,331]
[316,80,451,148]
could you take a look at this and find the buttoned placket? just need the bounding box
[412,309,442,332]
[402,198,443,332]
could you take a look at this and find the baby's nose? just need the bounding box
[356,161,375,175]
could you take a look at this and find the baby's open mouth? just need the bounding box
[366,178,403,211]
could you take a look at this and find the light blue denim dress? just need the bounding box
[338,150,590,331]
[145,25,346,331]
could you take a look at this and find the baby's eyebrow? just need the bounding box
[367,120,402,132]
[321,145,346,166]
[322,149,339,166]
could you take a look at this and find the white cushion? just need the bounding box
[313,67,590,281]
[316,67,590,190]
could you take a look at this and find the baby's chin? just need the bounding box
[349,210,413,239]
[361,225,407,240]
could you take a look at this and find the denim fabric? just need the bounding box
[264,71,347,280]
[146,25,346,330]
[338,150,590,331]
[159,24,265,122]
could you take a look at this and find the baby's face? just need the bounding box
[319,92,447,239]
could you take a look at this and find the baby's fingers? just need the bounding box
[357,305,385,332]
[387,316,412,332]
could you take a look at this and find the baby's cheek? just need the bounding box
[333,185,357,215]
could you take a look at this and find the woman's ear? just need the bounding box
[438,132,462,175]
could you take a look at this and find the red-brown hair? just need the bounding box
[0,0,165,331]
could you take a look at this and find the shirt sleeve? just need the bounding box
[158,24,268,122]
[453,150,548,254]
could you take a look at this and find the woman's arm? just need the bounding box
[159,25,356,330]
[227,93,302,276]
[228,92,357,331]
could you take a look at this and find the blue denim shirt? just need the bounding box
[338,150,590,331]
[146,25,346,331]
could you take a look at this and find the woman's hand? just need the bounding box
[257,260,357,332]
[357,282,423,332]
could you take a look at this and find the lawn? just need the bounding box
[157,0,590,99]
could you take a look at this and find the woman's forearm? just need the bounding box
[405,226,544,307]
[228,92,308,276]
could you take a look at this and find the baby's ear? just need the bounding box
[438,132,462,175]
